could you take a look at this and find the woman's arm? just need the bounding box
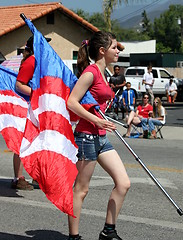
[15,81,32,96]
[67,72,116,132]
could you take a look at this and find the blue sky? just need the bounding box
[0,0,175,20]
[0,0,169,12]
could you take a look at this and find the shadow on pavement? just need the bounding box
[0,230,68,239]
[0,179,23,198]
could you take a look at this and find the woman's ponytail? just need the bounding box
[77,40,90,78]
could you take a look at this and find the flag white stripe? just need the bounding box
[20,129,78,164]
[0,94,28,108]
[0,114,26,132]
[33,94,70,122]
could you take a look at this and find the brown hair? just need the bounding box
[77,31,116,77]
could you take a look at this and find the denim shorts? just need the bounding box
[74,132,114,161]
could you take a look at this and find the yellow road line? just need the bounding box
[1,150,183,173]
[0,149,13,153]
[124,163,183,173]
[3,149,13,153]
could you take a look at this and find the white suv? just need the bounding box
[124,66,178,99]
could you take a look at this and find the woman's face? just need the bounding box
[143,95,149,104]
[105,39,119,64]
[154,98,159,106]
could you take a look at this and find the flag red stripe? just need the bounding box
[23,118,39,143]
[0,90,20,97]
[0,102,27,118]
[21,150,78,217]
[23,111,76,148]
[38,111,76,146]
[1,127,23,154]
[31,76,70,110]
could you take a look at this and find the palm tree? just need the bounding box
[103,0,127,31]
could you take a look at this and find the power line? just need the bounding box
[115,0,162,22]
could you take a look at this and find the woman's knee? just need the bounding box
[74,185,89,200]
[123,178,131,192]
[116,177,131,195]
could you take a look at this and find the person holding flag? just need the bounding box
[11,35,51,190]
[67,31,130,240]
[11,36,35,190]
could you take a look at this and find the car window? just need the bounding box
[159,70,171,78]
[152,70,158,78]
[125,69,144,76]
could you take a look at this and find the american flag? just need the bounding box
[0,18,97,216]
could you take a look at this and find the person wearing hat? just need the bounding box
[11,35,51,190]
[165,78,177,103]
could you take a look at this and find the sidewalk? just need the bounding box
[114,124,183,141]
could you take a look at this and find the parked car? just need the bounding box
[124,66,183,99]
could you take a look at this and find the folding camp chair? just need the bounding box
[155,124,165,139]
[130,124,143,138]
[130,124,164,139]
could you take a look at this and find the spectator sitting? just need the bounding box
[120,82,135,117]
[165,78,177,103]
[123,93,153,138]
[148,97,166,139]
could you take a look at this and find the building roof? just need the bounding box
[0,2,124,50]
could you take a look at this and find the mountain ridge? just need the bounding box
[112,0,183,29]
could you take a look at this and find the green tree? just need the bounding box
[89,13,107,31]
[153,5,183,52]
[141,10,153,38]
[73,8,150,42]
[103,0,124,32]
[73,9,108,30]
[74,9,90,21]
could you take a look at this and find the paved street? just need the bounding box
[165,103,183,127]
[0,104,183,240]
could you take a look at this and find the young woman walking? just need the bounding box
[67,31,130,240]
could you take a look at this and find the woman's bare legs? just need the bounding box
[98,149,130,224]
[126,111,141,137]
[68,149,130,236]
[68,160,97,235]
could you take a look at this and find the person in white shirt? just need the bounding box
[165,78,177,103]
[142,66,154,106]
